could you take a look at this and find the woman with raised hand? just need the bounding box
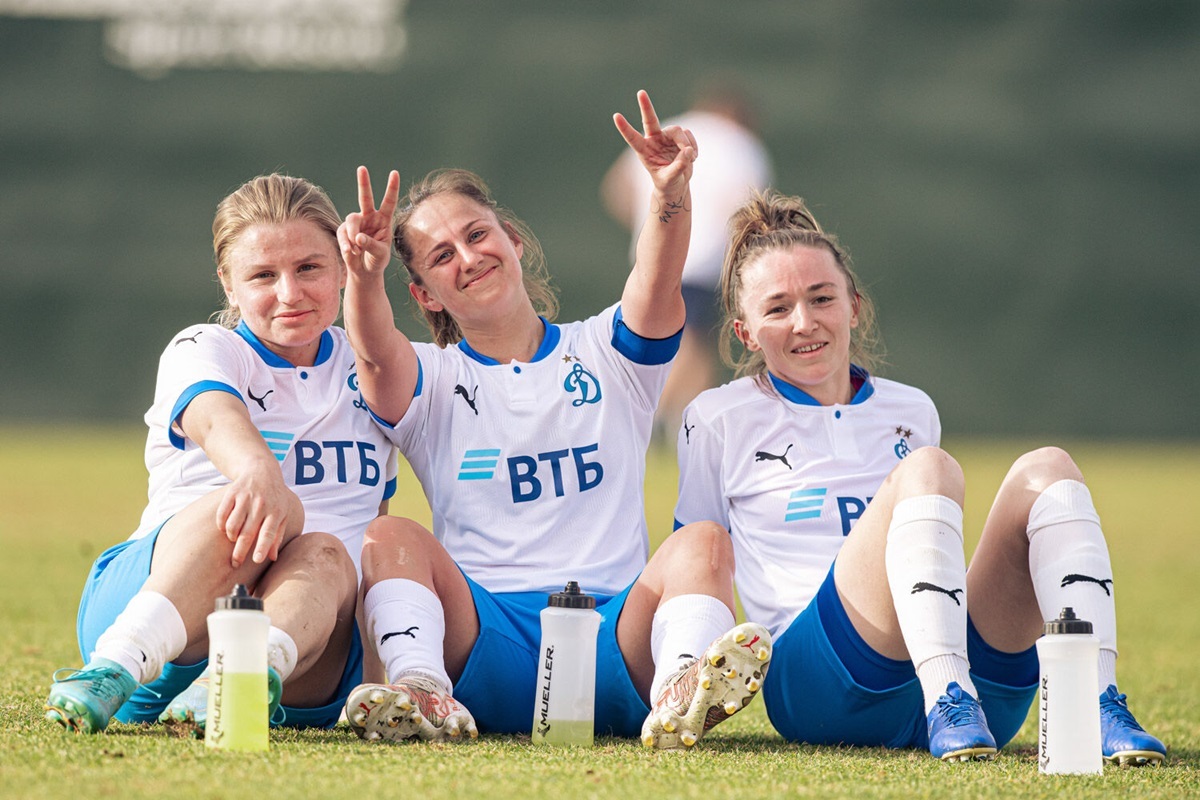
[46,174,398,736]
[338,90,770,748]
[673,189,1166,764]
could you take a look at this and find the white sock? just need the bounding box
[364,579,452,693]
[267,626,299,683]
[648,593,735,701]
[91,590,188,685]
[884,495,977,712]
[1027,479,1118,669]
[1099,648,1117,692]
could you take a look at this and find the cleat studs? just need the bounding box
[724,701,738,715]
[734,632,748,644]
[642,733,655,747]
[350,711,367,726]
[700,677,712,690]
[709,654,726,668]
[386,716,400,728]
[662,720,676,733]
[757,648,770,661]
[368,689,388,704]
[724,668,738,679]
[747,678,761,692]
[681,732,697,747]
[365,731,381,741]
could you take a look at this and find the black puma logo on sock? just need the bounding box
[911,582,964,605]
[755,444,793,469]
[380,626,419,644]
[1061,574,1113,596]
[454,384,479,415]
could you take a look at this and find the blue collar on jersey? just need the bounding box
[768,364,875,406]
[234,321,334,368]
[456,316,561,365]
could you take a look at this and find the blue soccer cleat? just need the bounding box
[160,666,286,735]
[926,682,998,761]
[1100,685,1166,766]
[45,658,138,734]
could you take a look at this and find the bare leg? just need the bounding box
[967,447,1085,652]
[617,521,736,698]
[834,446,965,659]
[255,531,358,707]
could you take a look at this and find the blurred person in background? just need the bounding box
[602,79,773,444]
[336,91,770,749]
[46,174,399,736]
[672,189,1166,764]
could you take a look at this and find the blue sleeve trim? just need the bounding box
[673,517,685,531]
[168,381,243,450]
[414,357,423,398]
[383,476,397,501]
[611,305,683,365]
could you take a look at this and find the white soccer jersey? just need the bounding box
[674,368,940,637]
[135,322,399,575]
[377,304,677,595]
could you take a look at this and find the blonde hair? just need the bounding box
[211,174,342,328]
[392,169,558,347]
[718,189,882,378]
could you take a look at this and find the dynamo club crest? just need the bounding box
[563,362,602,407]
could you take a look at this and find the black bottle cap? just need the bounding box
[1043,607,1093,635]
[547,581,596,609]
[215,583,264,611]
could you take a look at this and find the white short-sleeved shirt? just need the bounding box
[136,322,399,575]
[674,368,940,636]
[376,304,678,595]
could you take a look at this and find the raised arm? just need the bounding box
[613,90,696,339]
[339,166,421,425]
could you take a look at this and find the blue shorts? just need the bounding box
[452,572,649,737]
[76,523,363,729]
[763,566,1038,749]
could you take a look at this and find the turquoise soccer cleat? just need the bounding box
[926,682,998,761]
[45,658,138,734]
[159,666,285,735]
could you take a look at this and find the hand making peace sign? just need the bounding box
[338,166,401,278]
[613,90,698,201]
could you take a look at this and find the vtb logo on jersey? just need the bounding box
[456,444,604,504]
[783,487,875,536]
[562,358,602,407]
[894,426,914,460]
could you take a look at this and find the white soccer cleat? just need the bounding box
[640,622,772,750]
[345,675,478,743]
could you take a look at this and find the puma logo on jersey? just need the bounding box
[755,444,793,469]
[454,384,479,415]
[911,582,964,605]
[683,418,695,443]
[173,331,203,346]
[248,386,274,411]
[380,626,419,644]
[1061,574,1113,596]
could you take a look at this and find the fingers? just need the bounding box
[613,112,642,149]
[357,165,375,215]
[253,515,282,564]
[379,169,400,220]
[636,89,661,137]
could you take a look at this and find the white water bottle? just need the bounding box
[531,581,600,747]
[1036,607,1101,774]
[206,584,270,751]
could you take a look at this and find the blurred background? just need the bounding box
[1,0,1197,438]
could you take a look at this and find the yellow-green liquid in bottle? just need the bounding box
[531,719,594,747]
[206,671,268,751]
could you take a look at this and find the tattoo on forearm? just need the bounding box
[655,194,691,224]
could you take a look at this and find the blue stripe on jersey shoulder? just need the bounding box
[456,317,561,365]
[168,381,242,450]
[611,306,682,365]
[768,365,876,406]
[383,476,397,501]
[235,321,333,367]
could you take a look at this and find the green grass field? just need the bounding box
[1,426,1197,799]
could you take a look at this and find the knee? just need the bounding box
[887,446,964,500]
[360,517,437,583]
[1006,446,1084,494]
[658,521,735,577]
[287,532,357,593]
